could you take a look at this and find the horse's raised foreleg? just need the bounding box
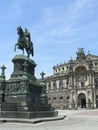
[27,53,30,58]
[14,43,17,51]
[26,49,30,58]
[23,49,24,55]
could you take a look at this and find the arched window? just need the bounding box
[62,67,64,70]
[53,97,56,100]
[53,81,57,90]
[66,95,70,100]
[66,80,69,88]
[60,96,63,100]
[48,97,51,100]
[75,66,86,72]
[48,82,51,90]
[95,79,98,88]
[59,80,64,89]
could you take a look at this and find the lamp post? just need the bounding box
[40,71,45,79]
[0,65,6,103]
[1,65,6,77]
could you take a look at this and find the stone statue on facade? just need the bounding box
[76,48,86,60]
[76,48,85,56]
[14,26,34,57]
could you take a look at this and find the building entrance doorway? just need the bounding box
[78,93,86,108]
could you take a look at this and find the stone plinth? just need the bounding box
[0,111,58,119]
[0,55,58,118]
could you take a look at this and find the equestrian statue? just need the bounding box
[14,26,34,57]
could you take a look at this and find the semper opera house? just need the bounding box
[45,48,98,109]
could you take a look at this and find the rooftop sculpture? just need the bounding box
[76,48,86,60]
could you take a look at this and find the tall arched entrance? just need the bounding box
[78,93,86,108]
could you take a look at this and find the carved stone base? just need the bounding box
[0,55,58,119]
[0,111,58,119]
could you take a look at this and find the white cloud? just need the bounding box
[69,0,92,20]
[41,7,56,25]
[31,0,95,47]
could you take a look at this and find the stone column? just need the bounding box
[69,91,73,109]
[90,73,91,84]
[70,74,73,87]
[72,75,74,87]
[75,90,78,109]
[69,75,71,87]
[88,73,90,84]
[93,88,96,108]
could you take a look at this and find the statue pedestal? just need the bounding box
[0,55,58,118]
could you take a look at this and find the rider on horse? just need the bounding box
[14,26,34,58]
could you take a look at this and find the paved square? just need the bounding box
[0,110,98,130]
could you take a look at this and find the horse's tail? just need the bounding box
[31,47,34,56]
[31,42,34,56]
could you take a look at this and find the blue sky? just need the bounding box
[0,0,98,79]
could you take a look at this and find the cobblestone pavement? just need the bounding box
[0,110,98,130]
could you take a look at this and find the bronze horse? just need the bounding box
[14,26,34,57]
